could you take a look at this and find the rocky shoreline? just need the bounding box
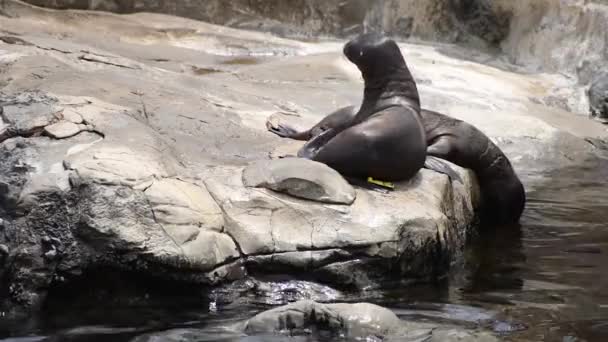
[1,0,608,339]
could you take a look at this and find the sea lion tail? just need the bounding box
[424,156,463,184]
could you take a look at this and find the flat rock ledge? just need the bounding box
[244,300,498,341]
[0,91,478,316]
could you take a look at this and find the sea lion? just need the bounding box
[267,31,525,223]
[279,32,427,182]
[268,105,526,224]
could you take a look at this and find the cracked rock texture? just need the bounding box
[1,0,607,319]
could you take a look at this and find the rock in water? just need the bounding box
[589,72,608,123]
[244,300,401,338]
[242,158,356,205]
[244,300,500,341]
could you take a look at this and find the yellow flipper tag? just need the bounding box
[367,177,395,189]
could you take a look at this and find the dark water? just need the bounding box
[1,158,607,342]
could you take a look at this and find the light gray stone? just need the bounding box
[245,300,401,338]
[245,300,499,341]
[77,183,240,272]
[60,108,84,124]
[144,178,224,244]
[242,158,356,205]
[44,120,81,139]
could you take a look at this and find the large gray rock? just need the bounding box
[205,162,475,286]
[17,0,608,89]
[0,0,607,321]
[242,158,356,205]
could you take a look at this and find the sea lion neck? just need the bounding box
[359,65,421,115]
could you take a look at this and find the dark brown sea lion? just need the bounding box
[268,105,526,224]
[267,34,525,223]
[277,32,427,182]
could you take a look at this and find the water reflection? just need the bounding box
[456,158,608,341]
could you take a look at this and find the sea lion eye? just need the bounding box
[359,50,363,57]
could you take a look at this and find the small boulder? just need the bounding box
[242,158,356,205]
[44,120,82,139]
[244,300,400,339]
[244,300,499,341]
[588,72,608,123]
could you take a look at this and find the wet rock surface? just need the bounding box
[127,299,501,341]
[0,1,607,339]
[243,300,499,341]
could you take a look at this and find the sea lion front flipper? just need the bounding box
[424,156,463,184]
[297,128,340,159]
[266,119,301,138]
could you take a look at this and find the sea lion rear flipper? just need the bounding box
[424,156,463,184]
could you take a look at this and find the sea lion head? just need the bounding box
[343,32,406,77]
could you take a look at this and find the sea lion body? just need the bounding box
[270,106,525,224]
[422,109,525,224]
[281,33,427,182]
[269,106,526,223]
[266,32,525,223]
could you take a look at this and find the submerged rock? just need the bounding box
[128,299,499,341]
[244,300,498,341]
[245,300,401,338]
[242,158,356,205]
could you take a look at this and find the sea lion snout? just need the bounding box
[343,32,404,75]
[343,32,389,63]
